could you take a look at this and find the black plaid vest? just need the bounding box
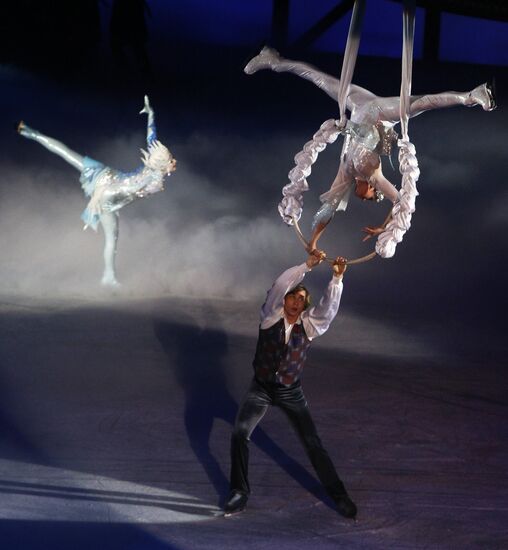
[253,318,312,386]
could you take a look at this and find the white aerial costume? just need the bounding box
[18,96,176,286]
[244,46,495,255]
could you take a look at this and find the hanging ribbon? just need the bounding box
[376,1,420,259]
[399,2,415,141]
[336,0,366,128]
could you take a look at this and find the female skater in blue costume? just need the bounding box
[18,96,176,286]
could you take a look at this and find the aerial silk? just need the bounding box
[376,1,419,258]
[281,0,418,263]
[336,0,366,128]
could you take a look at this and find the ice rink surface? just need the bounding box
[0,291,506,549]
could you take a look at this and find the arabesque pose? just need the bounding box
[18,96,176,285]
[245,47,495,250]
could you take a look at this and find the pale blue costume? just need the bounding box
[18,97,175,285]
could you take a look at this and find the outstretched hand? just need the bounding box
[362,225,384,242]
[332,256,347,278]
[306,248,326,269]
[140,95,153,115]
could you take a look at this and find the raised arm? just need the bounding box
[139,95,157,146]
[302,257,347,339]
[369,165,399,204]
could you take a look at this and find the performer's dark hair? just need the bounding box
[285,284,311,310]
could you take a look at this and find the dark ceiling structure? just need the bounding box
[1,1,507,75]
[271,0,508,64]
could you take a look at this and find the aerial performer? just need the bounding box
[224,251,357,519]
[244,7,495,259]
[17,96,176,286]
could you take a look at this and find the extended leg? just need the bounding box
[229,380,271,496]
[17,122,84,171]
[244,47,375,107]
[278,386,357,518]
[366,84,496,124]
[408,84,495,116]
[99,211,120,286]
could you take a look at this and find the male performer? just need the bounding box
[225,251,357,519]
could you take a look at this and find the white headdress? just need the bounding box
[140,140,173,172]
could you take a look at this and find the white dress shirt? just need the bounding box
[260,263,344,341]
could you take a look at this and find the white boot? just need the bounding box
[468,83,496,111]
[101,272,120,287]
[244,46,281,75]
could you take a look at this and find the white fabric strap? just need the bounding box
[399,2,416,141]
[337,0,366,127]
[376,1,419,258]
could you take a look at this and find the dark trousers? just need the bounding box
[230,377,348,500]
